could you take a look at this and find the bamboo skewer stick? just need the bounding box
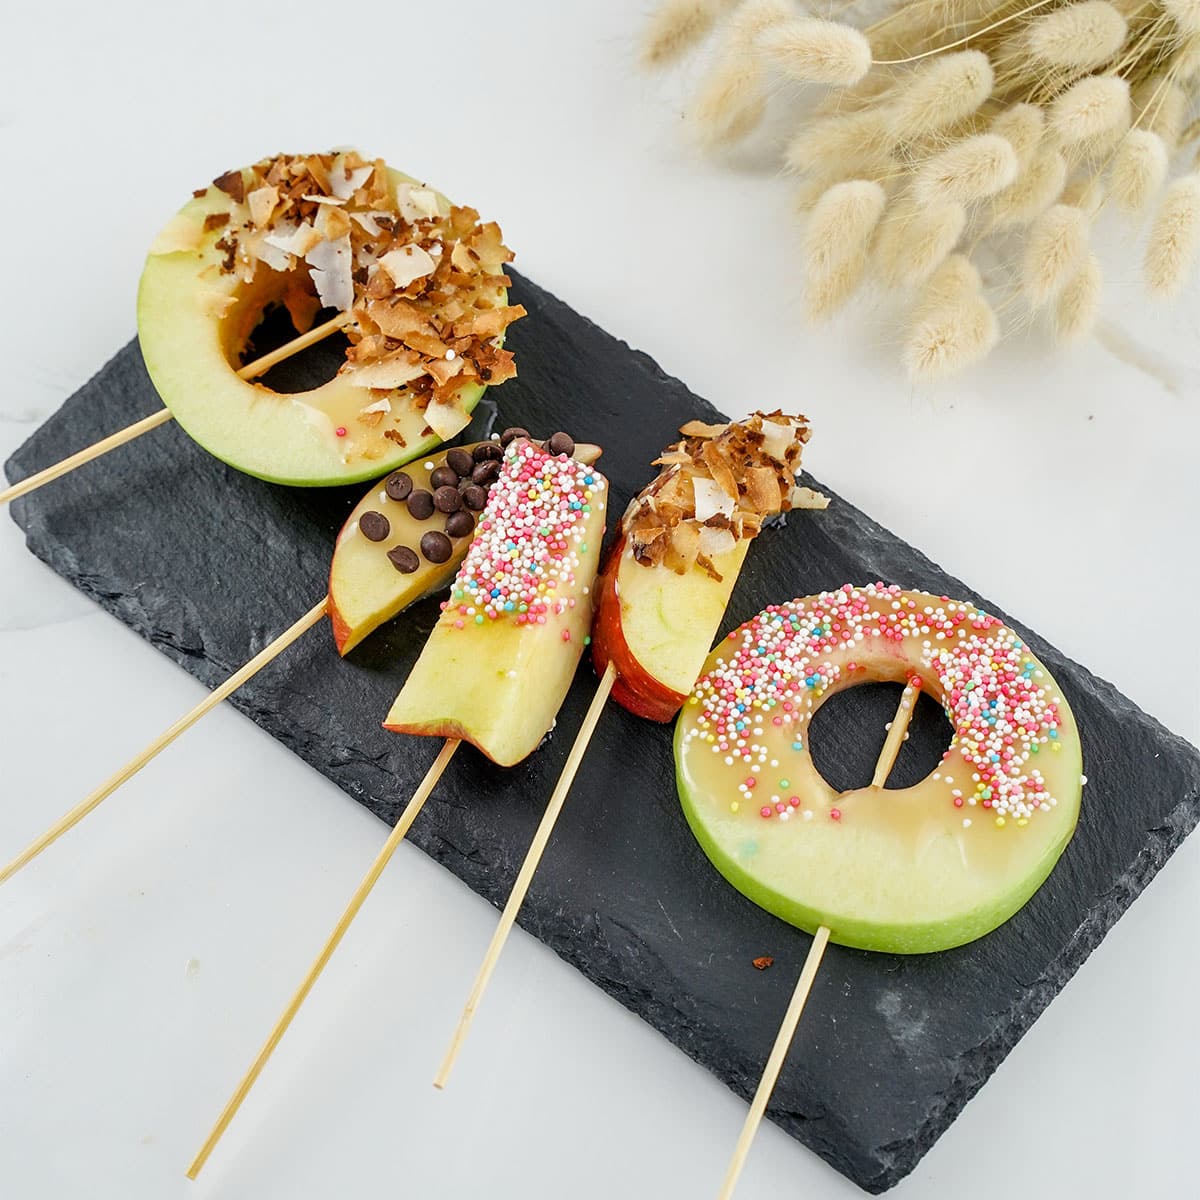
[870,678,921,788]
[186,737,462,1180]
[0,312,352,508]
[715,926,831,1200]
[715,686,917,1199]
[433,661,617,1089]
[0,598,329,886]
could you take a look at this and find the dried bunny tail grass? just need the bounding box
[1163,0,1200,34]
[1023,204,1091,304]
[761,19,873,86]
[804,180,886,318]
[1176,34,1200,83]
[912,134,1019,204]
[1111,129,1169,211]
[874,197,966,287]
[728,0,793,42]
[1054,252,1103,343]
[1145,172,1200,297]
[642,0,730,67]
[889,51,995,138]
[988,147,1069,228]
[1134,78,1189,149]
[1060,173,1107,216]
[904,288,999,379]
[916,253,985,318]
[1025,1,1128,70]
[785,109,894,175]
[1049,74,1131,147]
[691,51,766,145]
[990,103,1046,168]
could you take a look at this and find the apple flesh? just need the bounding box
[590,537,749,723]
[136,168,500,487]
[329,442,601,656]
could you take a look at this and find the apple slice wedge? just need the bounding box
[591,412,824,723]
[330,439,600,656]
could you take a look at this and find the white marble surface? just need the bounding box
[2,3,1198,1198]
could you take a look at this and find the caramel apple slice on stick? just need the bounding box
[186,435,609,1178]
[676,586,1083,1197]
[0,433,599,886]
[4,149,527,502]
[433,412,824,1086]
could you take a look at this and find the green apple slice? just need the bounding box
[137,164,507,487]
[385,442,609,766]
[675,586,1084,954]
[330,441,601,655]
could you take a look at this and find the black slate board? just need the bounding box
[7,272,1200,1193]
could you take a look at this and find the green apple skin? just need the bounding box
[329,442,602,656]
[674,639,1083,955]
[136,168,501,487]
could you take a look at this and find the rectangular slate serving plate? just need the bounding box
[7,272,1200,1193]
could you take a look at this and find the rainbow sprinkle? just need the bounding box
[686,583,1067,826]
[442,440,602,629]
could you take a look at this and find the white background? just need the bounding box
[2,3,1198,1198]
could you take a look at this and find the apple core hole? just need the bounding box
[808,681,954,793]
[239,303,351,394]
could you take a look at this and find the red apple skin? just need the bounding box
[329,597,354,657]
[590,538,688,724]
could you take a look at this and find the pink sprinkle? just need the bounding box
[561,629,571,642]
[830,808,842,821]
[745,777,757,789]
[335,426,347,437]
[760,806,773,819]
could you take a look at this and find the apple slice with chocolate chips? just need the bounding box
[329,430,600,654]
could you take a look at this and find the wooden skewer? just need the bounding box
[0,598,329,886]
[715,926,831,1200]
[186,737,461,1180]
[0,312,352,507]
[433,662,617,1089]
[716,685,916,1199]
[870,678,921,788]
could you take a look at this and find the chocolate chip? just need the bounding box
[500,426,530,447]
[471,460,501,486]
[434,485,462,513]
[461,484,488,511]
[473,442,503,463]
[547,431,575,457]
[446,448,475,478]
[445,510,475,538]
[359,511,390,542]
[406,489,435,521]
[430,466,459,490]
[387,545,420,574]
[420,531,453,563]
[384,471,413,502]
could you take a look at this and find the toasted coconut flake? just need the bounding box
[265,221,323,258]
[306,234,353,311]
[424,394,471,441]
[791,485,830,509]
[346,355,427,390]
[202,291,237,319]
[380,244,437,288]
[694,475,737,521]
[701,440,739,498]
[247,185,280,227]
[349,211,385,236]
[331,164,373,200]
[301,194,346,205]
[679,419,729,438]
[698,525,737,559]
[746,466,785,512]
[360,397,393,416]
[213,169,245,203]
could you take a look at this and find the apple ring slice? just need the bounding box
[675,583,1083,953]
[138,151,525,486]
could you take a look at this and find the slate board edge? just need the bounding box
[6,282,1200,1192]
